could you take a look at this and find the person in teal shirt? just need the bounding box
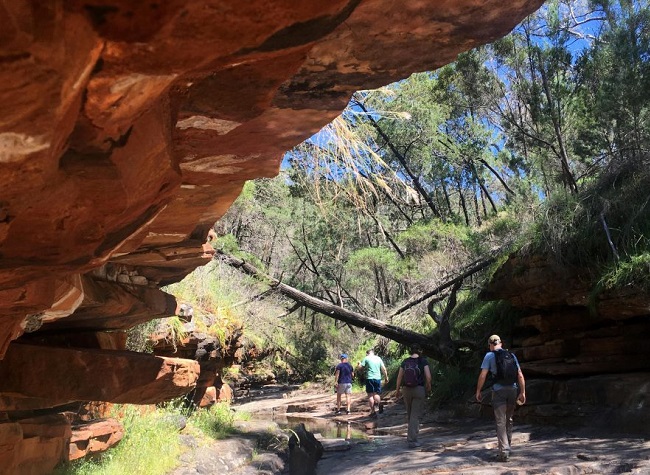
[357,349,389,417]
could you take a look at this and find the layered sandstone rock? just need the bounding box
[483,254,650,377]
[150,319,244,406]
[0,1,545,469]
[0,0,543,349]
[69,418,124,461]
[483,254,650,433]
[0,414,70,474]
[0,343,200,411]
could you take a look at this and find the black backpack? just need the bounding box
[493,350,518,385]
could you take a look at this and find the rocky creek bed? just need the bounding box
[169,385,650,475]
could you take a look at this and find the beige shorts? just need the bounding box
[337,383,352,394]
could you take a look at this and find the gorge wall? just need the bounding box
[1,0,547,471]
[482,255,650,434]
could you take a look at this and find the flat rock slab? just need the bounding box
[316,425,650,474]
[170,420,285,475]
[232,388,650,475]
[314,435,351,452]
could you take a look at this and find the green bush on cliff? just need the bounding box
[600,252,650,291]
[58,405,183,475]
[524,157,650,288]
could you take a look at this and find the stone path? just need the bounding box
[172,387,650,474]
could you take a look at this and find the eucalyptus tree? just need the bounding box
[577,0,650,164]
[432,48,517,220]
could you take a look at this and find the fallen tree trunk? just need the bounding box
[215,250,469,362]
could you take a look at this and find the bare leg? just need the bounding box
[368,393,376,412]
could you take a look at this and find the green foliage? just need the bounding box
[601,253,650,291]
[214,233,240,254]
[125,320,158,353]
[451,292,521,346]
[291,328,330,380]
[164,262,246,331]
[427,363,476,409]
[524,158,650,280]
[382,355,406,390]
[346,246,400,270]
[344,246,402,291]
[396,222,439,254]
[57,405,183,475]
[162,316,189,350]
[57,401,249,475]
[189,402,236,439]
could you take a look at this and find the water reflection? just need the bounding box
[268,414,368,440]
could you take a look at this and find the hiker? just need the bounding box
[334,353,354,414]
[475,334,526,462]
[395,344,432,448]
[357,349,389,417]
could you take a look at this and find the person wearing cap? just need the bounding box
[334,353,354,415]
[475,335,526,462]
[357,349,389,417]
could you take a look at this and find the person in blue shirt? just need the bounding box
[475,335,526,462]
[334,353,354,415]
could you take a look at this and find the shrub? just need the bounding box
[600,252,650,291]
[524,156,650,275]
[57,405,183,475]
[427,363,476,409]
[189,402,236,439]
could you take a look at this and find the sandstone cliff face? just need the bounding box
[0,0,542,391]
[0,1,546,469]
[483,254,650,433]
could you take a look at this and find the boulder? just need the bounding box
[69,418,124,461]
[288,423,324,475]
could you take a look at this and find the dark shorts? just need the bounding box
[365,379,382,394]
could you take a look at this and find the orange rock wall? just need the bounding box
[0,4,547,469]
[0,0,544,352]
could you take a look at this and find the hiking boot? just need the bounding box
[346,410,351,415]
[335,410,341,415]
[408,441,422,448]
[369,411,378,418]
[496,452,510,462]
[378,403,384,414]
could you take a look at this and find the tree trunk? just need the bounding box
[536,50,578,194]
[215,250,462,362]
[457,179,470,225]
[441,179,454,218]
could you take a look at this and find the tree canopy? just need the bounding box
[180,0,650,377]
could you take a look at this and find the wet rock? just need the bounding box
[289,423,323,475]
